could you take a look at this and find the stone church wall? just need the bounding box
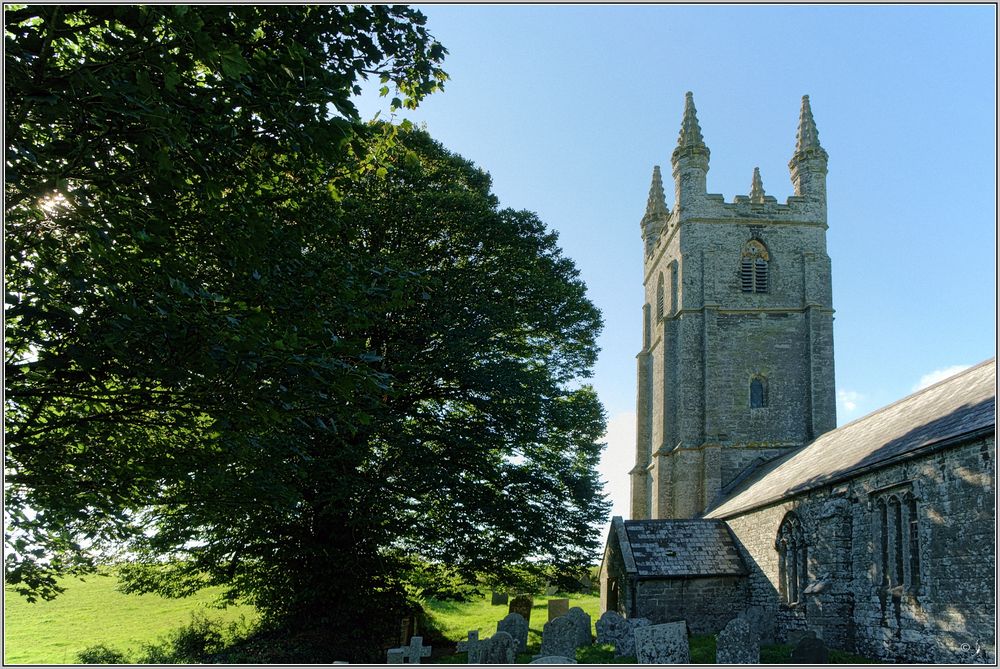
[720,434,996,663]
[632,575,748,634]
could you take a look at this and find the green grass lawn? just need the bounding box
[4,571,257,664]
[5,574,876,664]
[422,592,876,664]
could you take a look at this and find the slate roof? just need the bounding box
[614,518,748,578]
[706,358,996,519]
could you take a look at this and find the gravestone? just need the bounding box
[791,632,829,664]
[564,607,592,647]
[547,598,570,621]
[618,618,651,658]
[482,631,517,664]
[716,615,759,664]
[457,630,483,664]
[596,610,634,657]
[529,657,577,664]
[498,612,529,653]
[399,615,419,645]
[509,595,533,624]
[387,649,403,664]
[544,583,559,595]
[744,606,776,645]
[634,621,690,664]
[394,636,431,664]
[491,592,509,606]
[538,616,578,659]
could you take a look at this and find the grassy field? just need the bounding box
[6,573,875,664]
[4,572,257,664]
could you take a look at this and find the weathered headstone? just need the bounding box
[547,598,569,621]
[482,631,518,664]
[791,632,828,664]
[544,583,559,595]
[538,615,579,659]
[394,636,431,664]
[596,610,632,657]
[564,607,592,647]
[387,649,404,664]
[497,612,529,653]
[529,656,577,664]
[457,630,483,664]
[634,621,690,664]
[716,615,759,664]
[744,606,776,645]
[509,595,533,625]
[491,591,509,606]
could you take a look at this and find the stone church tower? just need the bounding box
[630,93,837,519]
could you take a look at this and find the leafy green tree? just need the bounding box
[6,6,608,661]
[5,1,444,607]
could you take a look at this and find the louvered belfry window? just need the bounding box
[740,239,769,293]
[656,273,665,319]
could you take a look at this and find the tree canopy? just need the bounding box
[5,5,608,661]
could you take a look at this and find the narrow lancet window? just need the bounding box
[750,377,767,408]
[656,273,665,320]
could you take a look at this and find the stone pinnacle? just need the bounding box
[750,167,766,203]
[795,95,822,153]
[676,91,706,149]
[645,165,670,220]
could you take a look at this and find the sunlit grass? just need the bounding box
[3,570,257,664]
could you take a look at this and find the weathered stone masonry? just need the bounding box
[604,92,996,666]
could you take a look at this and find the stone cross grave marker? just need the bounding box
[491,591,509,606]
[395,636,431,664]
[564,607,592,648]
[482,631,517,664]
[509,595,533,625]
[457,630,483,664]
[497,612,529,653]
[538,615,578,660]
[716,615,759,664]
[634,621,690,664]
[547,598,569,621]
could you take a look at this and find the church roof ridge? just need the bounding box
[705,358,996,519]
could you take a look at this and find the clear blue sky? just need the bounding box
[355,5,997,527]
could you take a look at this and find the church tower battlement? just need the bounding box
[631,93,837,520]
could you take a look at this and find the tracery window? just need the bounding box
[776,512,808,605]
[740,239,769,293]
[873,487,921,594]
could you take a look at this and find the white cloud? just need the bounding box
[837,389,863,413]
[913,364,972,392]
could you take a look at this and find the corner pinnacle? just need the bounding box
[750,167,766,203]
[644,165,670,220]
[676,91,706,149]
[795,95,823,154]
